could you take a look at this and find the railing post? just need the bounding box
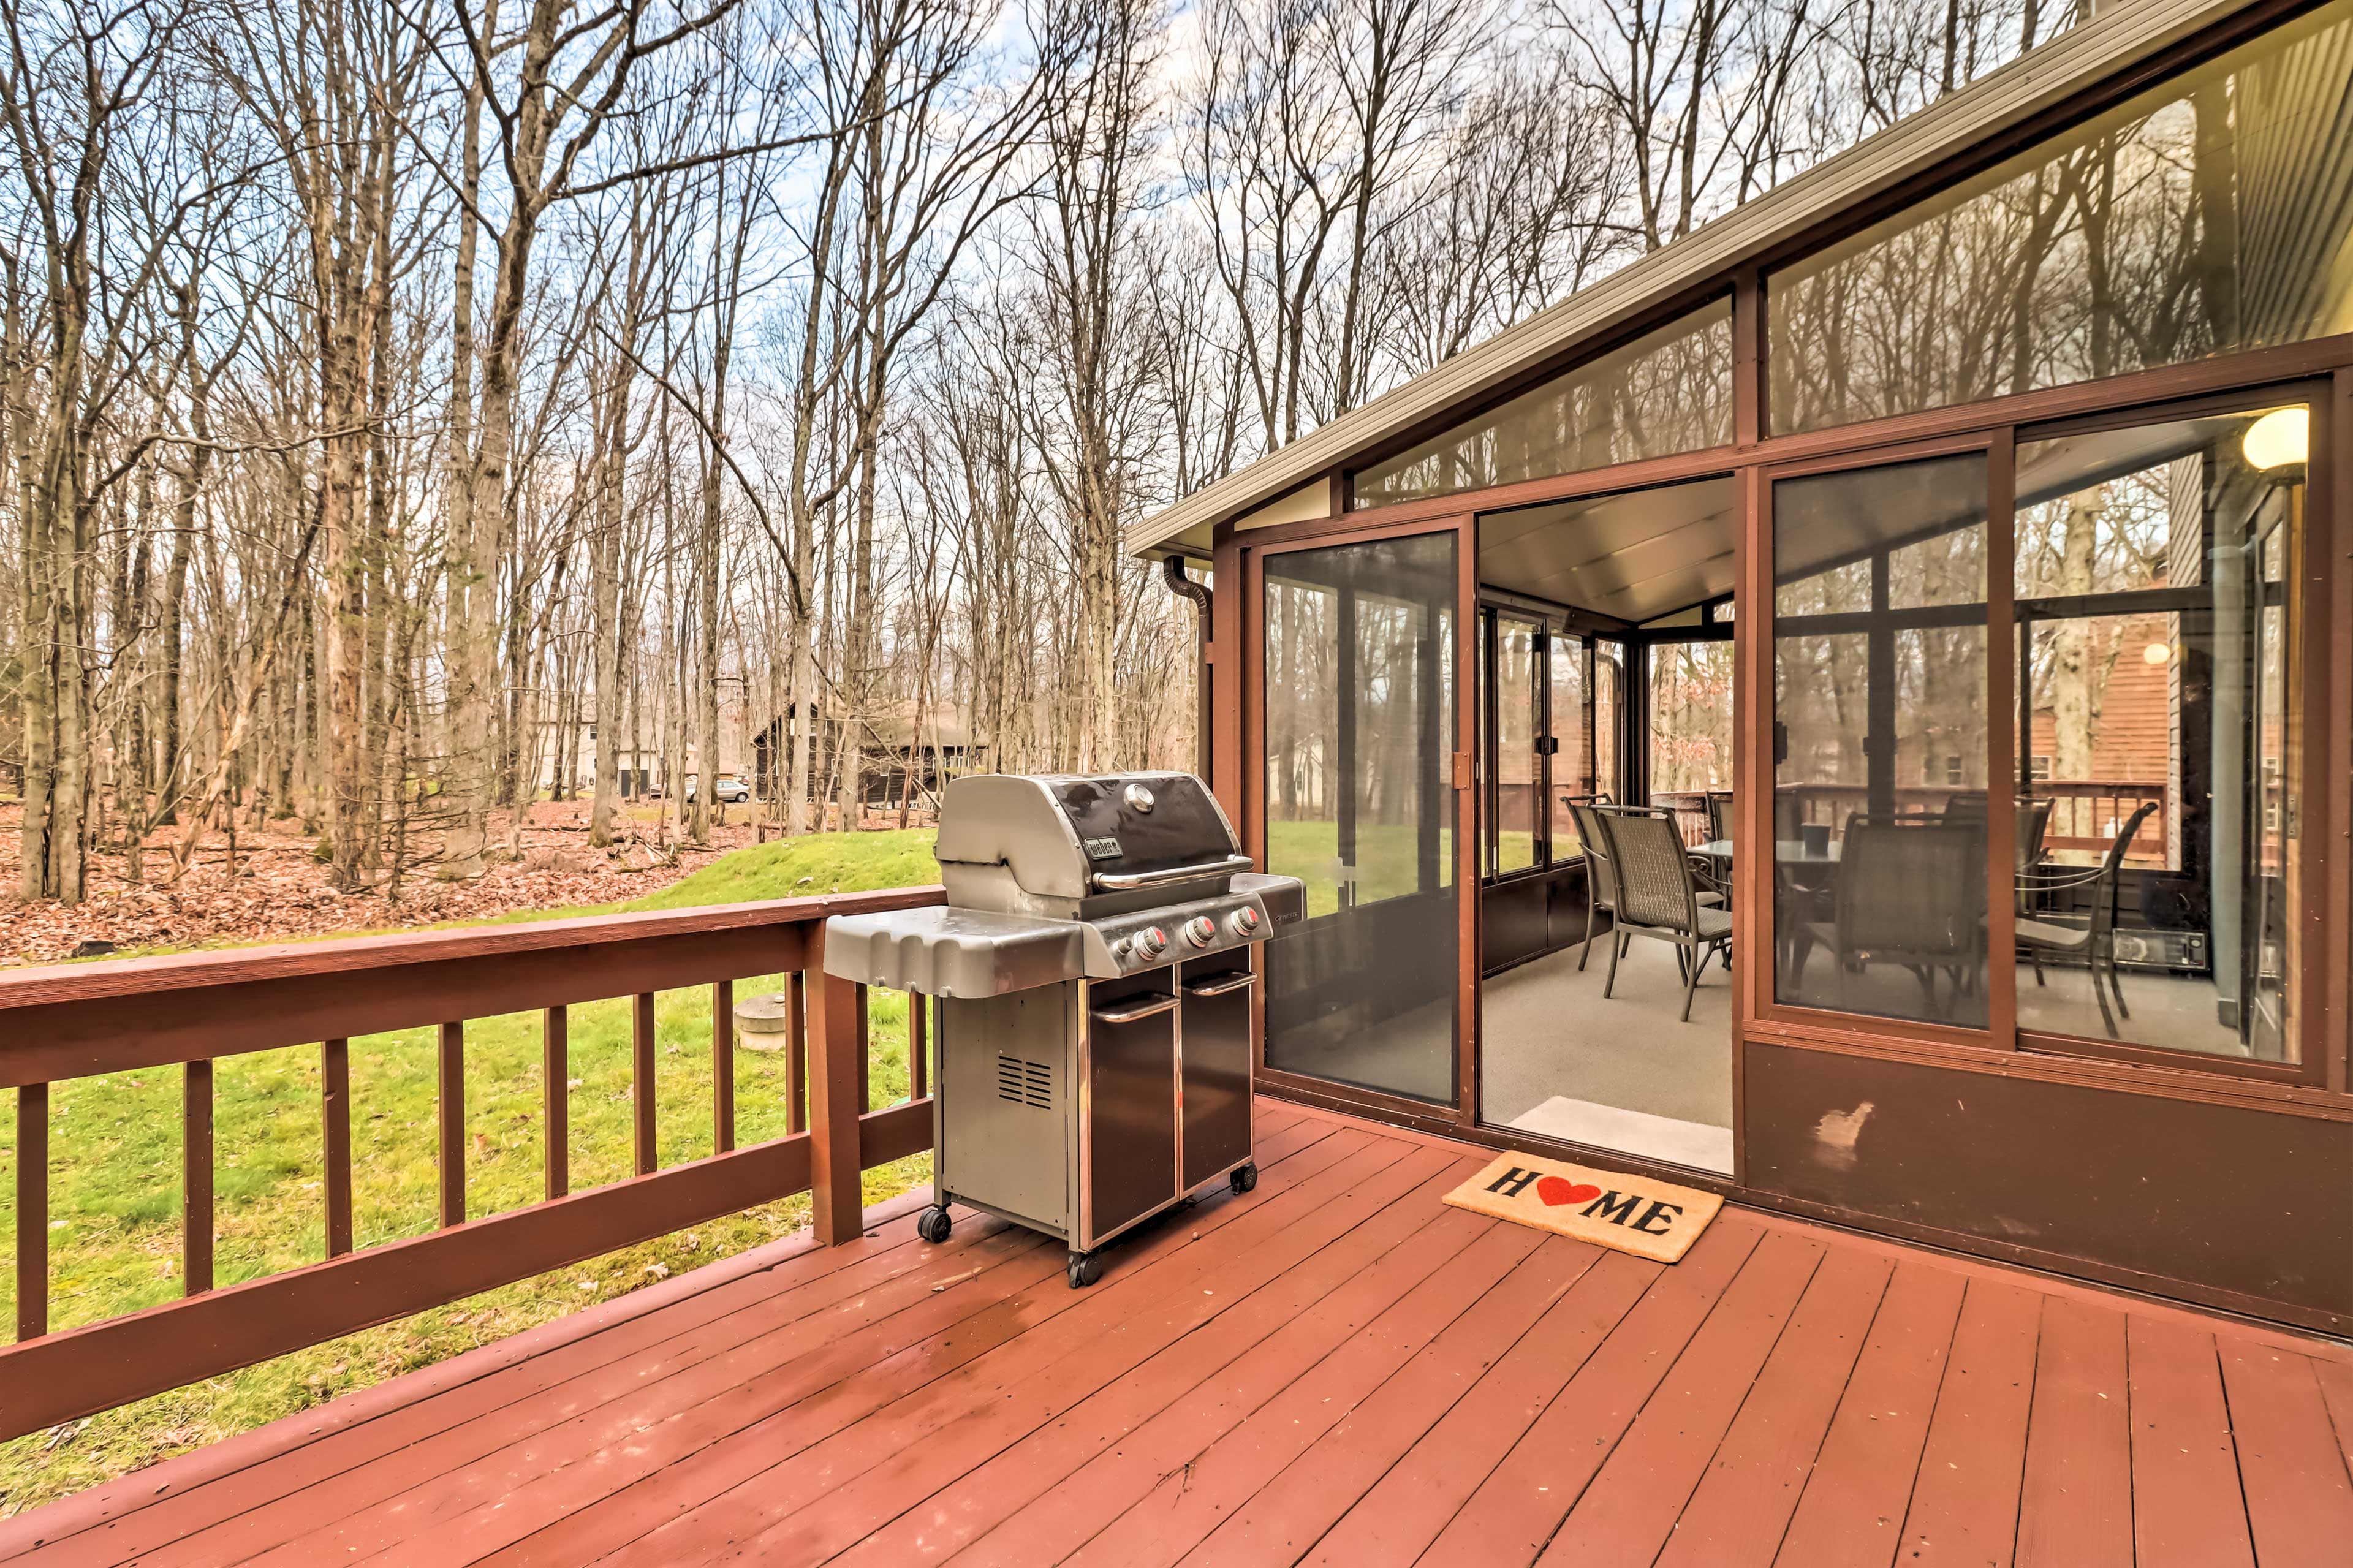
[632,992,658,1176]
[15,1084,47,1341]
[185,1059,214,1294]
[323,1039,354,1256]
[806,925,865,1247]
[543,1008,569,1202]
[855,986,871,1113]
[438,1021,466,1227]
[786,970,808,1135]
[911,992,928,1100]
[713,980,736,1154]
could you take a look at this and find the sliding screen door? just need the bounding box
[1771,449,1995,1029]
[1259,527,1468,1107]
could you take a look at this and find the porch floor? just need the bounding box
[6,1102,2351,1567]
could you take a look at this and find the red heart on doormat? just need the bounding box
[1536,1176,1602,1207]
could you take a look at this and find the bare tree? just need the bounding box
[434,0,745,878]
[2,0,224,901]
[1184,0,1480,453]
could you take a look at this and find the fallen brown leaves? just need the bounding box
[0,799,760,964]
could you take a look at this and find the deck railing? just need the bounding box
[1759,781,2168,858]
[2029,779,2169,856]
[0,885,944,1445]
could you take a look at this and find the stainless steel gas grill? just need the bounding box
[822,772,1302,1287]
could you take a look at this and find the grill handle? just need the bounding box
[1089,853,1254,892]
[1183,971,1257,998]
[1089,993,1180,1026]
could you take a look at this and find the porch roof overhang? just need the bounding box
[1126,0,2272,561]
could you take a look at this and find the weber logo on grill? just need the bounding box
[1083,836,1123,860]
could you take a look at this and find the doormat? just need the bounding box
[1444,1151,1723,1263]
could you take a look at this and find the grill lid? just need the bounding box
[934,773,1241,899]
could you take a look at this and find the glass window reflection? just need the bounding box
[2012,407,2306,1062]
[1770,0,2353,433]
[1550,634,1589,854]
[1495,616,1541,874]
[1357,301,1735,506]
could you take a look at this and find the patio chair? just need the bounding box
[1566,798,1621,971]
[1567,799,1718,972]
[1770,796,1833,982]
[2007,795,2059,981]
[1595,808,1733,1023]
[2015,795,2055,872]
[2014,800,2159,1039]
[1695,792,1737,909]
[1795,814,1986,1020]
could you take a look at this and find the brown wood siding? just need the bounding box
[1739,1039,2353,1329]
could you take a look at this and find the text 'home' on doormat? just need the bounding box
[1443,1150,1722,1263]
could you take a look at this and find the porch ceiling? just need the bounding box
[1479,477,1738,624]
[1475,410,2253,624]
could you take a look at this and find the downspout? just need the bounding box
[1162,554,1213,781]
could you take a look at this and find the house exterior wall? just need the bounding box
[1184,0,2353,1334]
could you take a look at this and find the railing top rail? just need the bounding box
[2026,780,2169,795]
[0,885,945,1009]
[0,884,946,1089]
[1768,780,2167,793]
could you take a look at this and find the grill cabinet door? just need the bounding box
[1180,961,1254,1187]
[1083,981,1180,1246]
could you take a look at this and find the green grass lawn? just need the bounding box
[0,830,941,1515]
[1265,819,1585,915]
[1265,819,1455,917]
[624,829,942,912]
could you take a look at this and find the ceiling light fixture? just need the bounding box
[2241,407,2309,472]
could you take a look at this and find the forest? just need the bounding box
[2,0,2072,914]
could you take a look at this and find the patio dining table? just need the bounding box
[1698,838,1844,864]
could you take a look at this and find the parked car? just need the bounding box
[683,773,750,804]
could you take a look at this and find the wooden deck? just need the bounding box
[6,1100,2351,1567]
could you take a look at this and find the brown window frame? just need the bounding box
[1239,513,1483,1127]
[1752,428,2020,1056]
[1746,388,2340,1088]
[1221,384,2346,1143]
[2000,385,2338,1088]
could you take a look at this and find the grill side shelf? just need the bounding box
[822,907,1086,997]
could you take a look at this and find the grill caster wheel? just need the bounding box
[1230,1164,1258,1195]
[1067,1251,1102,1289]
[917,1205,953,1244]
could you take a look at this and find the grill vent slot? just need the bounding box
[995,1054,1054,1110]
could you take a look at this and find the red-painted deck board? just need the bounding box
[4,1100,2349,1567]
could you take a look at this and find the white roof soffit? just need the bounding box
[1128,0,2267,558]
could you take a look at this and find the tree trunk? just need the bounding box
[2051,487,2102,780]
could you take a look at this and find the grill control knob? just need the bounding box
[1183,915,1218,949]
[1134,926,1169,961]
[1227,906,1262,939]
